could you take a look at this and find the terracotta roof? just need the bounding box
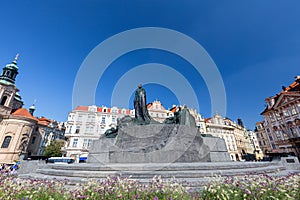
[38,117,51,125]
[38,121,49,126]
[169,107,177,113]
[205,118,212,123]
[39,117,51,122]
[261,77,300,115]
[74,105,132,114]
[75,106,88,111]
[12,108,38,121]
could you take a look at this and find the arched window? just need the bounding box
[1,136,12,148]
[0,96,8,106]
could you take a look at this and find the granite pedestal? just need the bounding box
[88,124,231,164]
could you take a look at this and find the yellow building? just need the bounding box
[0,56,65,164]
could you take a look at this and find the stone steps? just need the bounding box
[18,161,292,190]
[47,161,276,171]
[36,161,284,179]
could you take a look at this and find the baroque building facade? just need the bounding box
[147,100,174,123]
[259,76,300,158]
[0,56,65,164]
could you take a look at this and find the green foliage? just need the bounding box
[43,140,65,157]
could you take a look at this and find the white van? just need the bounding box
[47,157,75,164]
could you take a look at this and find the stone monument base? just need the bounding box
[88,124,231,163]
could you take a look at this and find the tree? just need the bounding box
[44,140,65,157]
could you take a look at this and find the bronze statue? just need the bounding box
[104,84,154,138]
[163,106,196,127]
[104,127,118,138]
[134,84,152,124]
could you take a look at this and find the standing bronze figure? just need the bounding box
[134,84,152,124]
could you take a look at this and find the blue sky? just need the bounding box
[0,1,299,129]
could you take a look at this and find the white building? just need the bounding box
[205,114,239,161]
[247,130,263,160]
[147,100,174,123]
[63,105,134,162]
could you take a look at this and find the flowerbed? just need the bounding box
[202,173,300,200]
[0,171,299,199]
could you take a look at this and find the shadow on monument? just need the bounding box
[88,84,231,164]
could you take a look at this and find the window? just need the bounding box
[112,117,116,122]
[0,96,7,106]
[83,139,93,148]
[283,110,289,117]
[101,117,106,123]
[77,115,83,121]
[1,136,11,148]
[72,139,78,147]
[290,128,295,138]
[275,112,281,121]
[88,115,95,122]
[31,136,36,144]
[85,126,94,134]
[275,131,282,140]
[88,139,93,147]
[291,107,297,115]
[83,139,88,147]
[269,114,275,122]
[75,126,80,133]
[268,135,273,141]
[271,143,276,149]
[68,126,73,133]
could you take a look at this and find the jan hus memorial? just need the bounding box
[87,84,231,163]
[18,84,299,188]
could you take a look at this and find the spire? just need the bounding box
[12,54,19,64]
[29,100,36,116]
[0,54,20,85]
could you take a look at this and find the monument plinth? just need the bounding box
[88,84,231,163]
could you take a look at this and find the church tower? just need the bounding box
[0,55,23,116]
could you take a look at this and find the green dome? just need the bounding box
[5,61,18,70]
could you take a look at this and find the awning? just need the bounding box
[79,157,87,161]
